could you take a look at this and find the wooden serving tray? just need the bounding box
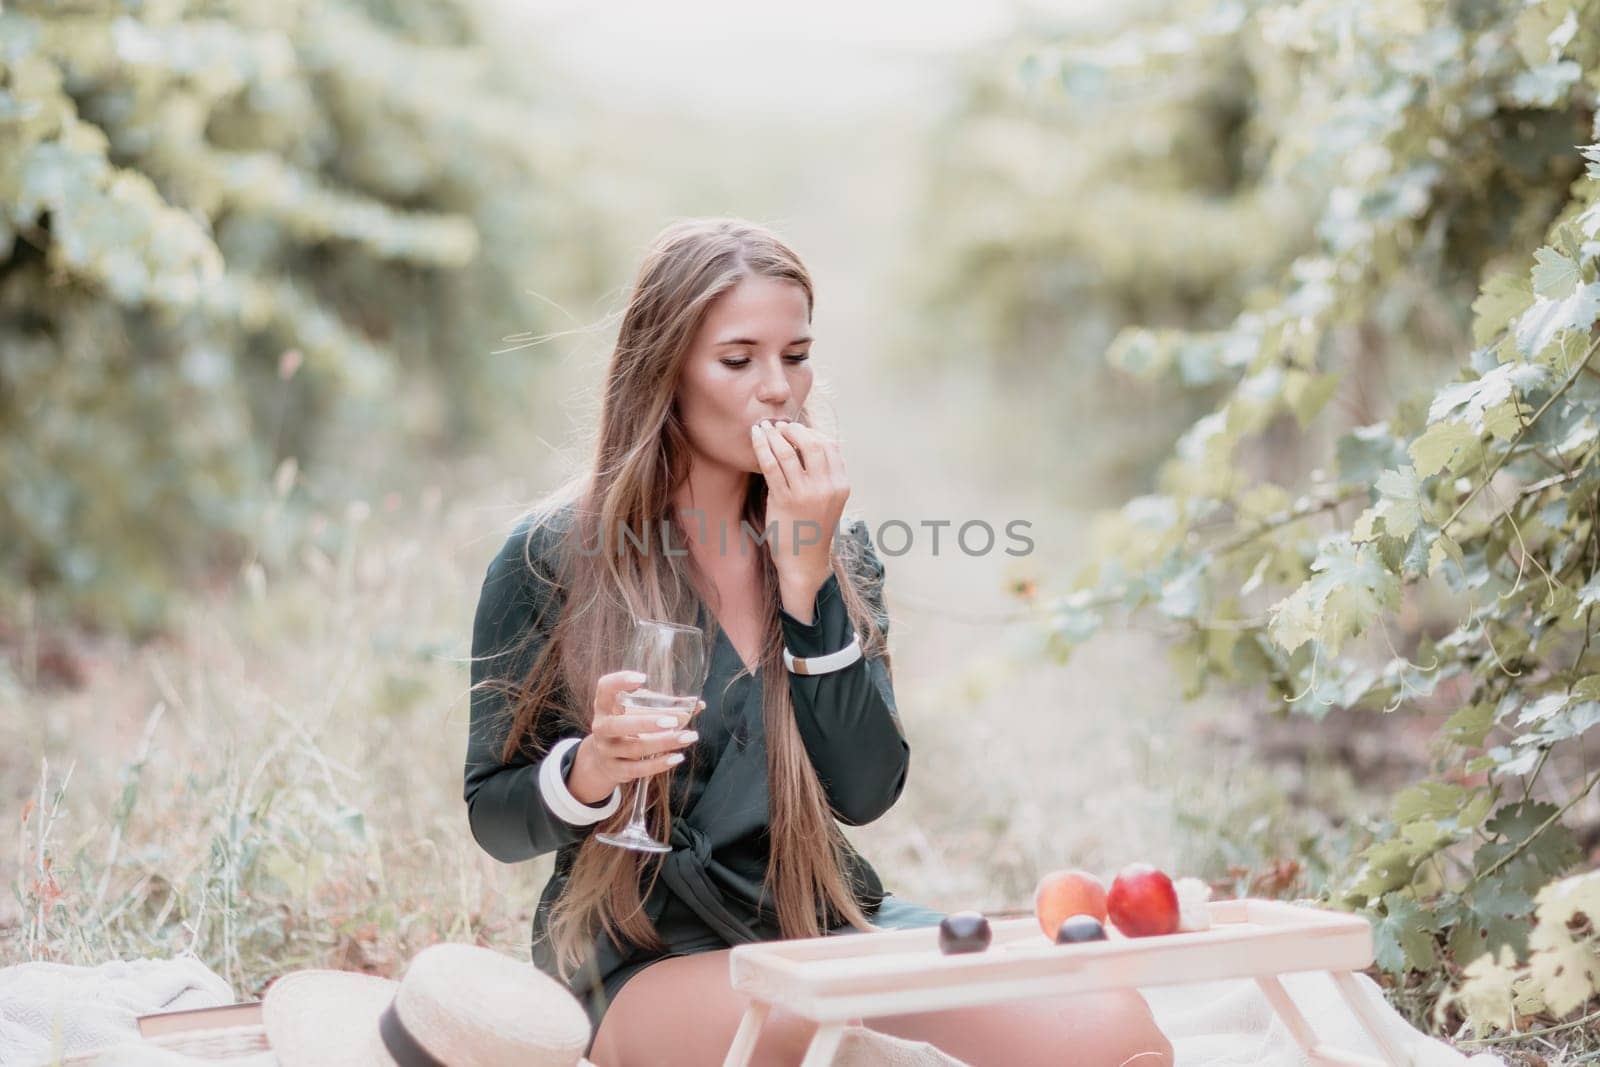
[721,898,1405,1067]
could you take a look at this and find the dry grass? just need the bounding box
[3,472,551,994]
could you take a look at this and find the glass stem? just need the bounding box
[627,777,649,827]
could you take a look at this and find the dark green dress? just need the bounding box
[462,502,941,1048]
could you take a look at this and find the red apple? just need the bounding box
[1106,863,1179,938]
[1033,869,1108,939]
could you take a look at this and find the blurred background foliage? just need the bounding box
[902,4,1318,499]
[1,0,608,636]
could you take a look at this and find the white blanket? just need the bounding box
[1138,971,1502,1067]
[0,955,1502,1066]
[0,954,237,1065]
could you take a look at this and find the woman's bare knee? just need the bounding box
[1087,990,1172,1067]
[589,949,823,1067]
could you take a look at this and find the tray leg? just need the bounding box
[722,1000,771,1067]
[1330,970,1407,1066]
[1255,974,1323,1054]
[1256,975,1392,1067]
[799,1021,846,1067]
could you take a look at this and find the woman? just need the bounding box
[464,218,1174,1066]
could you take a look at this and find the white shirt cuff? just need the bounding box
[783,630,863,675]
[538,737,622,826]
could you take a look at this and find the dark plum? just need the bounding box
[937,911,992,955]
[1055,914,1108,944]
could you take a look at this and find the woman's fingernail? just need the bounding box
[678,731,698,744]
[623,670,646,682]
[656,716,678,728]
[667,753,686,765]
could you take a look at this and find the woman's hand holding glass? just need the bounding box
[590,618,709,852]
[568,670,704,805]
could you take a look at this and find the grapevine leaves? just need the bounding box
[1039,0,1600,1028]
[1270,533,1402,655]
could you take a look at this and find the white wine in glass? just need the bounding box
[594,617,708,853]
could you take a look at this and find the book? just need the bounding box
[135,1001,264,1038]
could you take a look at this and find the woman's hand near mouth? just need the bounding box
[750,418,849,624]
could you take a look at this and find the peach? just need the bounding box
[1033,868,1108,939]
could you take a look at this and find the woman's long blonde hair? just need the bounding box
[490,218,890,980]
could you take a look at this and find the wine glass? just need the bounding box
[594,616,708,853]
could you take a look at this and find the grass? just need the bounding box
[4,476,549,994]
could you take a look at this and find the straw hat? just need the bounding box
[261,942,595,1067]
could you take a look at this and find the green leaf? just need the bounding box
[1336,423,1409,485]
[1269,535,1401,655]
[1487,744,1544,776]
[1515,283,1600,358]
[1525,701,1600,746]
[1399,522,1435,579]
[1428,532,1466,578]
[1480,801,1583,886]
[1428,363,1551,431]
[1444,701,1494,747]
[1286,656,1380,718]
[1531,247,1581,300]
[1515,693,1571,728]
[1487,800,1559,841]
[1392,781,1464,823]
[1284,369,1343,428]
[1374,892,1440,973]
[1409,419,1478,478]
[1514,3,1574,67]
[1540,580,1578,620]
[1509,61,1581,108]
[1573,571,1600,618]
[1459,788,1495,830]
[1449,883,1535,963]
[1156,560,1206,620]
[1472,272,1535,345]
[1351,838,1426,900]
[1373,466,1426,540]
